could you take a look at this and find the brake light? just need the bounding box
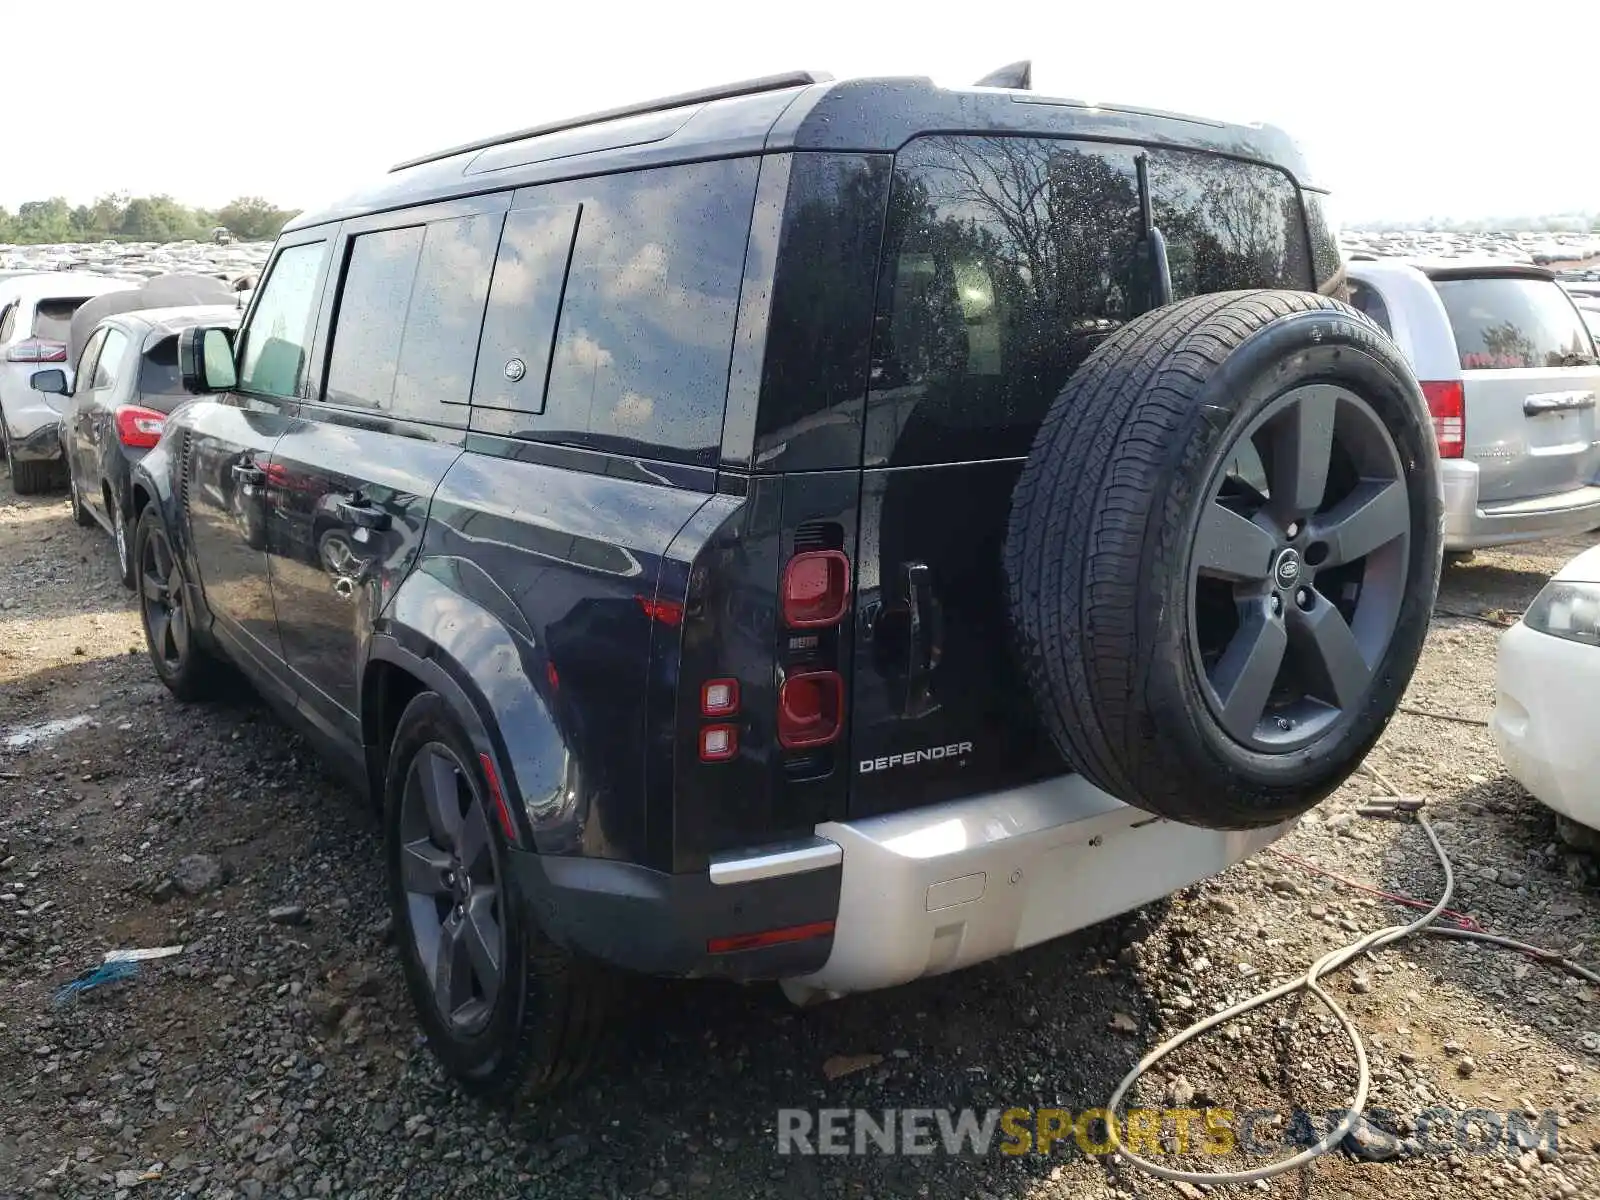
[778,670,844,748]
[782,551,850,628]
[114,405,166,449]
[5,338,67,363]
[1420,380,1464,459]
[637,596,684,626]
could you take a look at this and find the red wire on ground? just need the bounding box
[1263,845,1485,931]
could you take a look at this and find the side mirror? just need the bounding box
[29,368,68,395]
[178,326,238,393]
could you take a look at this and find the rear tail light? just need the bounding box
[782,551,850,627]
[5,338,67,363]
[699,724,738,762]
[114,405,166,449]
[778,670,844,748]
[637,595,684,626]
[1420,380,1464,459]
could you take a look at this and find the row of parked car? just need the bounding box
[0,64,1595,1104]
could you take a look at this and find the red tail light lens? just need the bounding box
[699,724,738,762]
[778,670,844,748]
[1420,380,1464,459]
[700,679,739,717]
[782,551,850,628]
[707,920,835,954]
[637,596,684,626]
[5,338,67,363]
[114,405,166,449]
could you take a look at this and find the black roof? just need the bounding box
[287,74,1317,233]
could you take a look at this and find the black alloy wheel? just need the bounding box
[1189,384,1410,752]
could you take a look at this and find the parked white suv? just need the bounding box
[1346,258,1600,551]
[0,273,136,494]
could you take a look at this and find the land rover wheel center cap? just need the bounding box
[1273,547,1303,590]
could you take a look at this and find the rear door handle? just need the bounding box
[1524,391,1595,415]
[336,498,391,531]
[231,463,264,485]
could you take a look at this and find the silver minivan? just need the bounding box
[1346,258,1600,551]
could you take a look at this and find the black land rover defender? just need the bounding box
[134,67,1441,1097]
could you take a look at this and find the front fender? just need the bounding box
[372,557,583,857]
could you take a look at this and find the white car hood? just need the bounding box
[1553,543,1600,584]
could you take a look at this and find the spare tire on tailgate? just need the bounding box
[1005,290,1442,830]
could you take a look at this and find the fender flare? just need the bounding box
[367,561,578,856]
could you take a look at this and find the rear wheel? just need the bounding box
[135,507,221,700]
[385,692,609,1101]
[1005,291,1441,829]
[68,468,95,528]
[111,500,135,590]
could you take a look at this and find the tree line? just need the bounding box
[0,194,300,245]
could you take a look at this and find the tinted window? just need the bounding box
[73,329,106,397]
[472,157,759,465]
[238,240,329,398]
[92,328,130,391]
[470,204,580,413]
[867,136,1146,465]
[1433,277,1595,370]
[392,214,502,418]
[0,305,15,344]
[325,226,425,410]
[1303,191,1345,296]
[1147,149,1311,299]
[1348,279,1392,333]
[34,298,91,343]
[137,334,195,412]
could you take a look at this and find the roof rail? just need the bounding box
[389,70,832,173]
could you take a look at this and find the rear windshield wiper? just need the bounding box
[1135,153,1173,308]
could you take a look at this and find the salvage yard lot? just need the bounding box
[0,477,1596,1200]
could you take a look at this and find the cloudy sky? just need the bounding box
[8,0,1595,223]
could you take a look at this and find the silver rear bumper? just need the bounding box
[1442,460,1600,550]
[778,774,1292,1001]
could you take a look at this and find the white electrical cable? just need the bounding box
[1101,767,1456,1185]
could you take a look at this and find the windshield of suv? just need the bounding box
[1432,275,1595,369]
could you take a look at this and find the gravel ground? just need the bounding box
[0,471,1596,1200]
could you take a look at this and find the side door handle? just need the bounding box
[231,463,264,485]
[336,497,391,531]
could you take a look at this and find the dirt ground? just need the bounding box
[0,472,1596,1200]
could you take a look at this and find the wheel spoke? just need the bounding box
[399,839,453,897]
[432,915,469,1019]
[1266,388,1337,517]
[1195,502,1277,583]
[148,608,171,661]
[458,796,494,878]
[418,752,464,851]
[142,572,167,601]
[169,604,189,657]
[1209,608,1287,740]
[1313,479,1409,568]
[462,892,502,1008]
[1288,595,1371,710]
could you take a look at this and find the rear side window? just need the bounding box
[1146,149,1311,299]
[239,241,330,398]
[33,298,91,343]
[0,305,15,344]
[1432,276,1595,370]
[470,157,760,465]
[325,215,502,422]
[1347,279,1392,333]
